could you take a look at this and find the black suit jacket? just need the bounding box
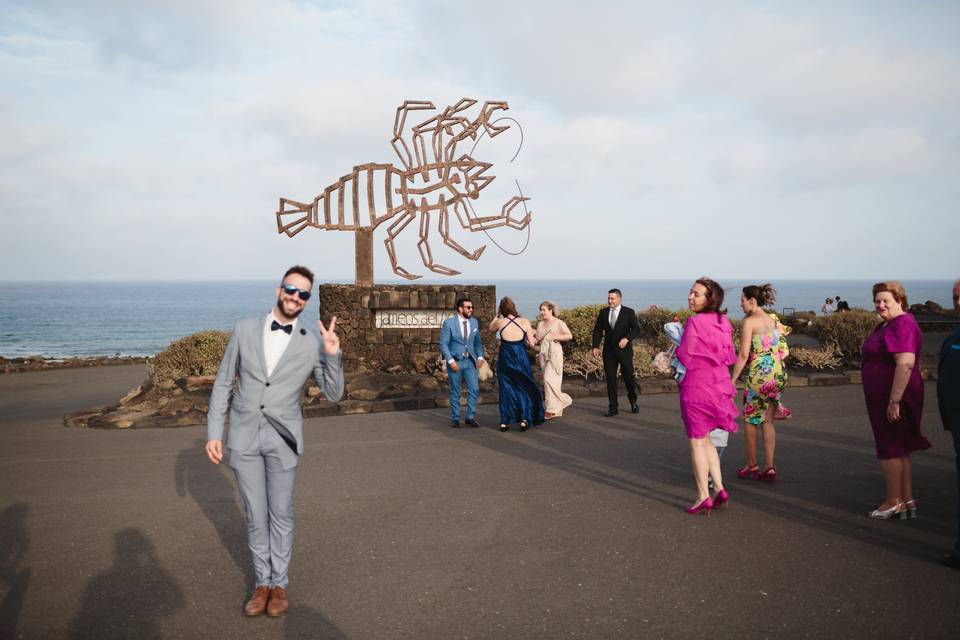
[591,305,641,353]
[938,325,960,431]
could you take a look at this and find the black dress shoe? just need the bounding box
[942,553,960,570]
[630,402,639,414]
[604,410,618,417]
[450,420,461,428]
[465,418,480,428]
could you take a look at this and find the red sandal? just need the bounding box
[758,466,777,483]
[737,464,760,479]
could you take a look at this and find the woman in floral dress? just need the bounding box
[730,284,788,482]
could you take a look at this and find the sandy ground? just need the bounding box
[1,364,958,639]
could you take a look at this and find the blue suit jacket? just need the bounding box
[440,315,485,364]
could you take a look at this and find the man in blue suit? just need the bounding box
[440,297,486,428]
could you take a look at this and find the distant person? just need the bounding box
[206,265,344,618]
[591,288,641,417]
[731,284,788,483]
[938,279,960,569]
[835,296,850,312]
[533,301,573,419]
[821,298,835,315]
[861,281,930,519]
[440,298,486,428]
[489,297,544,431]
[676,278,739,514]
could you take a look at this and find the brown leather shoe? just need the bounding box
[243,586,270,617]
[266,586,289,618]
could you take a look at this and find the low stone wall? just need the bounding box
[319,283,497,370]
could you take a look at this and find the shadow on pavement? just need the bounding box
[175,439,254,587]
[69,528,184,640]
[284,604,349,639]
[411,400,686,509]
[0,503,31,640]
[413,395,954,564]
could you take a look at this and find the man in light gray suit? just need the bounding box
[205,265,344,618]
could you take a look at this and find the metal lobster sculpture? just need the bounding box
[275,99,532,280]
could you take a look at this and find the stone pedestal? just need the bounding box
[319,284,497,370]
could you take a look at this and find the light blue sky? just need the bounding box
[1,1,957,282]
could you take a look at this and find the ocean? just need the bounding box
[0,279,954,358]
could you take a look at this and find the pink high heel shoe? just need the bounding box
[712,489,730,508]
[686,496,713,516]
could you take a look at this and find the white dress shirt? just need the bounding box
[262,312,298,377]
[609,304,621,327]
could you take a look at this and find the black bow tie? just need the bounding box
[271,320,293,334]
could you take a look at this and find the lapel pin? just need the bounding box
[300,328,307,335]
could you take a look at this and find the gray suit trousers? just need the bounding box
[229,419,298,588]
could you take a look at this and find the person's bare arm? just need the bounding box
[886,352,916,422]
[730,317,754,384]
[553,321,573,342]
[524,320,538,347]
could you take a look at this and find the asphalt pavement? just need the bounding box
[1,364,958,639]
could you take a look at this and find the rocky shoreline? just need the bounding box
[1,355,150,375]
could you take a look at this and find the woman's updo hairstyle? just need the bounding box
[743,283,776,308]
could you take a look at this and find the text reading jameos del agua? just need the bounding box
[374,310,456,329]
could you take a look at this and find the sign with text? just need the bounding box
[374,309,456,329]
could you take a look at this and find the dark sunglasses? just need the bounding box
[281,283,312,301]
[462,305,474,310]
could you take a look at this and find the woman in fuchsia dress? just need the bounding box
[677,277,739,515]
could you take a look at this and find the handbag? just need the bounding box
[477,360,494,381]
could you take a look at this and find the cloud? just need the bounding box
[1,1,958,280]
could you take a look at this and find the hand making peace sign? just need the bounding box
[318,316,340,355]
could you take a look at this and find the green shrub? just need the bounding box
[812,310,878,359]
[730,317,743,352]
[556,304,606,350]
[632,343,659,378]
[562,344,660,379]
[637,307,694,351]
[150,330,230,381]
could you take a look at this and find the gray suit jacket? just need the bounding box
[207,315,344,455]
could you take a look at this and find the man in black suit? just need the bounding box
[591,288,641,416]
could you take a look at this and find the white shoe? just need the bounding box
[868,502,905,520]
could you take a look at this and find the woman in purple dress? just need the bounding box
[677,277,739,515]
[861,281,931,519]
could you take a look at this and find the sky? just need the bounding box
[1,0,958,282]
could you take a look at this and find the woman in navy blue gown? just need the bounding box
[488,297,545,432]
